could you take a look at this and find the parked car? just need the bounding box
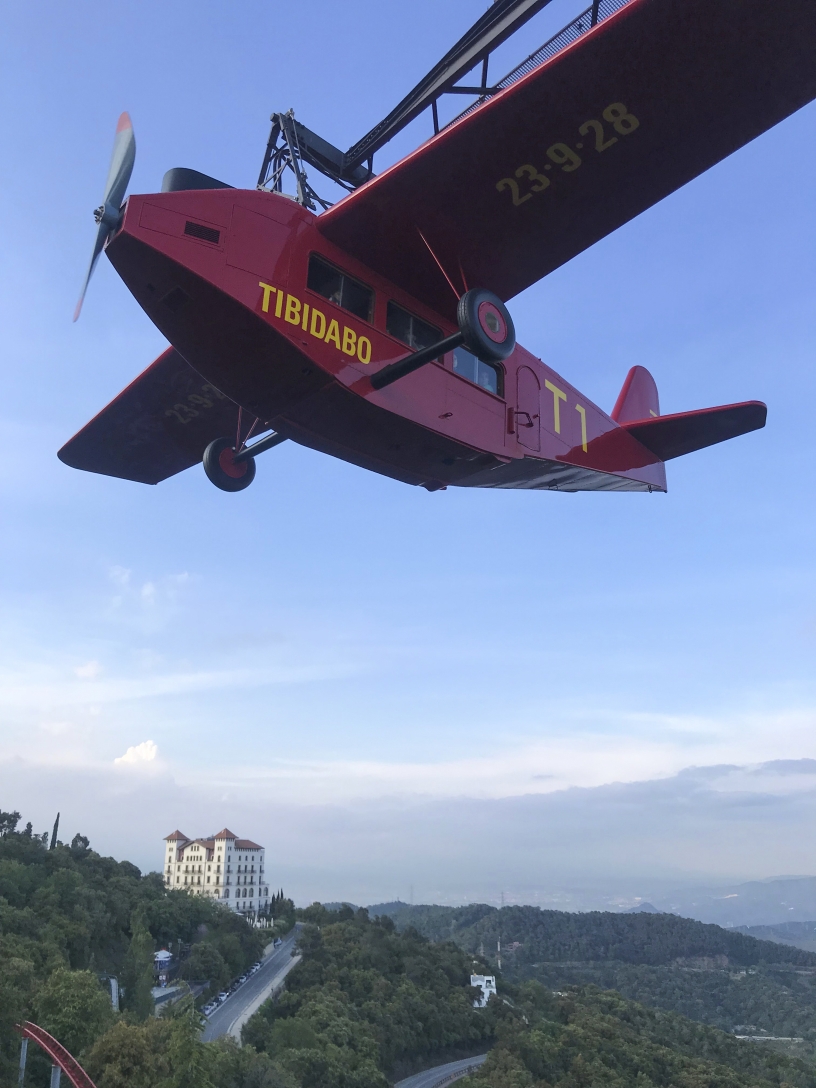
[218,992,228,1001]
[274,938,282,947]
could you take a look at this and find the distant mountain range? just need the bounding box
[366,875,816,933]
[644,876,816,929]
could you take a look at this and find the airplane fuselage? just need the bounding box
[106,185,667,493]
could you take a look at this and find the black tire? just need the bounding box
[457,288,515,363]
[203,438,256,492]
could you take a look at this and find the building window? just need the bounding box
[386,301,440,352]
[224,889,229,898]
[307,254,373,322]
[452,347,503,397]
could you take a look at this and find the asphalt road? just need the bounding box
[394,1054,488,1088]
[201,926,301,1042]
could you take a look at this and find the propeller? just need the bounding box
[73,112,136,321]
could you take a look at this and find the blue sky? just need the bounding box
[1,0,815,901]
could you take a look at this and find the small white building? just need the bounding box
[471,974,497,1008]
[163,828,270,918]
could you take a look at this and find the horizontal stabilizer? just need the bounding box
[622,401,766,461]
[58,348,240,484]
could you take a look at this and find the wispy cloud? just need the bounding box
[3,756,816,908]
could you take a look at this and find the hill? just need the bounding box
[369,903,816,1043]
[242,904,816,1088]
[648,877,816,927]
[737,922,816,954]
[0,809,267,1085]
[368,903,816,968]
[243,903,495,1084]
[472,983,816,1088]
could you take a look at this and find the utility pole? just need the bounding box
[18,1038,27,1088]
[497,891,504,971]
[49,813,60,850]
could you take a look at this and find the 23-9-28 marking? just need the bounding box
[496,102,640,207]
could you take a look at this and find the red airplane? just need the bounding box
[61,0,816,494]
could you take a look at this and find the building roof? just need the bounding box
[213,828,238,840]
[180,838,215,851]
[235,839,262,850]
[164,830,189,841]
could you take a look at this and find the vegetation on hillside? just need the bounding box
[243,903,496,1086]
[471,983,816,1088]
[373,904,816,968]
[373,903,816,1043]
[0,809,266,1085]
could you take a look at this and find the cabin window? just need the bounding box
[386,301,441,351]
[307,254,373,322]
[453,347,503,397]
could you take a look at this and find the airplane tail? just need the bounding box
[612,365,660,422]
[611,366,766,461]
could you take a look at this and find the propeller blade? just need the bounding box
[73,112,136,322]
[72,223,108,322]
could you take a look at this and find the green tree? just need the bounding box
[166,1001,215,1088]
[84,1019,171,1088]
[181,942,228,988]
[33,968,116,1057]
[121,909,155,1021]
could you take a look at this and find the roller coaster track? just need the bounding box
[15,1021,98,1088]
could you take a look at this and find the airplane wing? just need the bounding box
[318,0,816,319]
[58,348,240,484]
[621,401,767,461]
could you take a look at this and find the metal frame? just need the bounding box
[257,0,632,203]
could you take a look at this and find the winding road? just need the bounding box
[201,926,301,1042]
[202,929,487,1088]
[394,1054,488,1088]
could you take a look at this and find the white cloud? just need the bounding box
[114,739,158,765]
[74,660,102,679]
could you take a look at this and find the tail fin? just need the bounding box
[612,366,659,422]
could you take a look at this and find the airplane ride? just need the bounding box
[61,0,816,494]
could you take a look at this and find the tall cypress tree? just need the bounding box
[122,908,155,1021]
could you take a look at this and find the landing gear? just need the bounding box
[457,288,515,362]
[203,438,256,492]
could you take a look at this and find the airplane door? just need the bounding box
[516,366,540,451]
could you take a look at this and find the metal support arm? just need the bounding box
[370,332,463,391]
[233,432,288,463]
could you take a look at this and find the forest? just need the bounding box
[371,903,816,968]
[372,903,816,1043]
[0,810,274,1086]
[7,808,816,1088]
[468,982,816,1088]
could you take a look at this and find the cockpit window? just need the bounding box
[453,347,503,397]
[386,301,441,351]
[308,255,373,322]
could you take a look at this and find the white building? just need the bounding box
[470,974,497,1008]
[163,828,270,918]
